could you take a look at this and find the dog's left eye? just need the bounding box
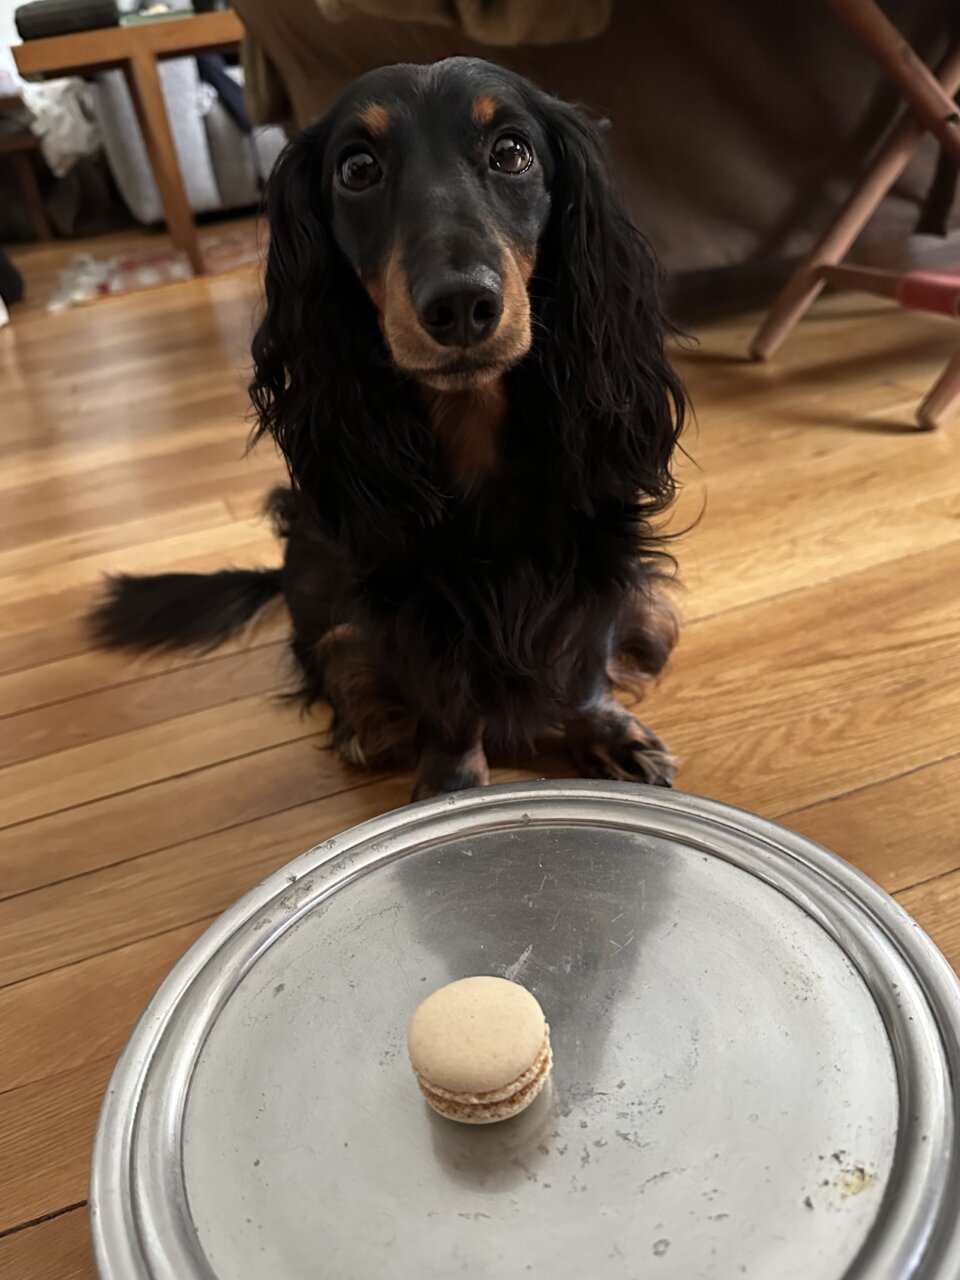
[490,135,533,175]
[338,150,383,191]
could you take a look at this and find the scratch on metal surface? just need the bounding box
[522,875,552,907]
[503,943,534,981]
[390,917,414,998]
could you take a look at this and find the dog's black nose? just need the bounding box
[414,269,503,348]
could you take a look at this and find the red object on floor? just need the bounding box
[896,270,960,317]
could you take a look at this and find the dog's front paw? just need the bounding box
[569,713,676,788]
[411,737,491,802]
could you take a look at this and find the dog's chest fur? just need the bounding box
[371,396,636,601]
[421,382,508,492]
[356,420,640,734]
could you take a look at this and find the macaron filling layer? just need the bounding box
[416,1030,552,1105]
[417,1035,553,1123]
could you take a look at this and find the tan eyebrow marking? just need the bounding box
[472,93,500,125]
[359,102,390,136]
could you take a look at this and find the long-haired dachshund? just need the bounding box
[91,57,687,800]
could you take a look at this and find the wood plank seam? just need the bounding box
[677,536,960,632]
[0,712,325,833]
[0,1204,94,1279]
[0,638,287,723]
[0,669,290,769]
[0,735,366,903]
[0,643,100,680]
[0,772,396,914]
[0,595,284,678]
[776,748,960,828]
[0,1051,113,1100]
[890,861,960,898]
[0,1200,86,1243]
[0,913,220,996]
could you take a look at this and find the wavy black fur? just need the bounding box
[90,59,687,793]
[90,569,282,653]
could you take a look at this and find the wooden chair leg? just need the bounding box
[917,346,960,430]
[825,0,960,161]
[750,41,960,362]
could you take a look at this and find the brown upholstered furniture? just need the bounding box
[234,0,956,290]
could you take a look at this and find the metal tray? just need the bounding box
[90,782,960,1279]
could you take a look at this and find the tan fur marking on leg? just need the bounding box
[317,624,416,769]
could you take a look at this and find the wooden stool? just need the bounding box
[750,0,960,428]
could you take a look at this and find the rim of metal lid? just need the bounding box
[89,782,960,1280]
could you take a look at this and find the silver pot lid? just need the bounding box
[90,782,960,1279]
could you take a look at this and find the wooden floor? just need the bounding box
[2,229,960,1277]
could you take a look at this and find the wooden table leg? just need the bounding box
[750,42,960,362]
[122,50,205,274]
[11,150,52,241]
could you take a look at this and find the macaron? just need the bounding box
[407,975,552,1124]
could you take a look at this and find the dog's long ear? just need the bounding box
[249,126,443,546]
[531,99,686,515]
[250,124,340,510]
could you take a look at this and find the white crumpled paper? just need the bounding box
[20,78,101,177]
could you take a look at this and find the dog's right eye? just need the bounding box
[338,150,383,191]
[489,135,533,175]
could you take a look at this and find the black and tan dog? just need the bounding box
[92,57,687,800]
